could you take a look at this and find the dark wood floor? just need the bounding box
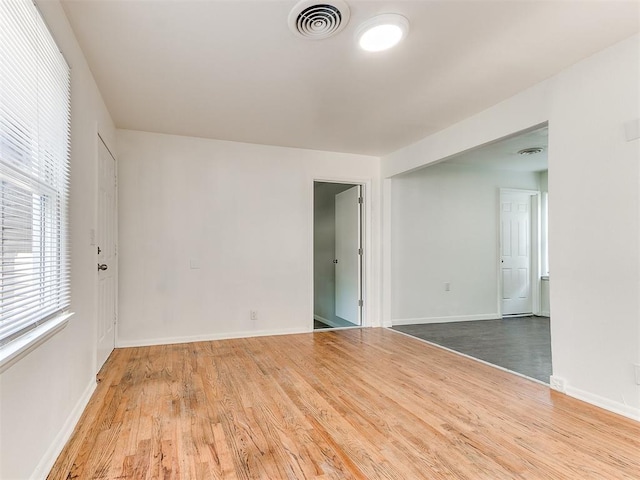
[48,328,639,479]
[393,316,552,383]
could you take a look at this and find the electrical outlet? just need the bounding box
[550,375,566,392]
[250,310,257,321]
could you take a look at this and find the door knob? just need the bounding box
[98,263,108,271]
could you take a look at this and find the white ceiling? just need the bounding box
[59,0,640,156]
[446,125,548,172]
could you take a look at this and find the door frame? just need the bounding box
[96,132,118,373]
[311,177,372,330]
[497,188,541,317]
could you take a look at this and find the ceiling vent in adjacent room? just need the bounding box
[288,0,350,40]
[518,147,544,156]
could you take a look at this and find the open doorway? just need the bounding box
[391,125,551,383]
[313,181,363,329]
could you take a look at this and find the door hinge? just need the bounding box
[358,196,363,204]
[358,299,363,307]
[358,248,363,255]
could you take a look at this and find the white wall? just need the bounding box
[391,163,540,324]
[540,278,550,317]
[0,1,116,479]
[117,130,380,346]
[383,34,640,419]
[314,183,338,323]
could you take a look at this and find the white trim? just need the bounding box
[30,378,97,480]
[313,315,357,329]
[0,312,73,374]
[314,314,331,324]
[381,178,392,329]
[564,385,640,422]
[314,314,339,327]
[392,313,498,326]
[117,326,311,348]
[499,188,540,195]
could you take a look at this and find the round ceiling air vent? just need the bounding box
[288,0,350,40]
[517,147,544,156]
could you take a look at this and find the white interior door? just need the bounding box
[500,191,532,316]
[335,186,361,325]
[97,137,117,371]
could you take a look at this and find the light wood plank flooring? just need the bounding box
[48,328,640,479]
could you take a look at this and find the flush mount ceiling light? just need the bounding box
[518,147,544,156]
[288,0,350,40]
[356,13,409,52]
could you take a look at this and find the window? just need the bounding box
[0,0,71,346]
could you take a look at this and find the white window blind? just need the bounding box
[0,0,71,345]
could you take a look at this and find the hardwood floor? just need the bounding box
[48,328,640,479]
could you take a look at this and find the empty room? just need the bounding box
[1,1,639,479]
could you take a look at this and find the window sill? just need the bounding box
[0,312,73,374]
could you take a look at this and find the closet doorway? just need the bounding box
[313,181,363,329]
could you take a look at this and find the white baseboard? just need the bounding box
[392,313,498,326]
[564,385,640,422]
[31,379,96,479]
[313,315,347,329]
[540,310,550,317]
[314,314,333,326]
[117,326,310,348]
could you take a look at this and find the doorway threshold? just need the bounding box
[391,316,551,384]
[389,327,549,387]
